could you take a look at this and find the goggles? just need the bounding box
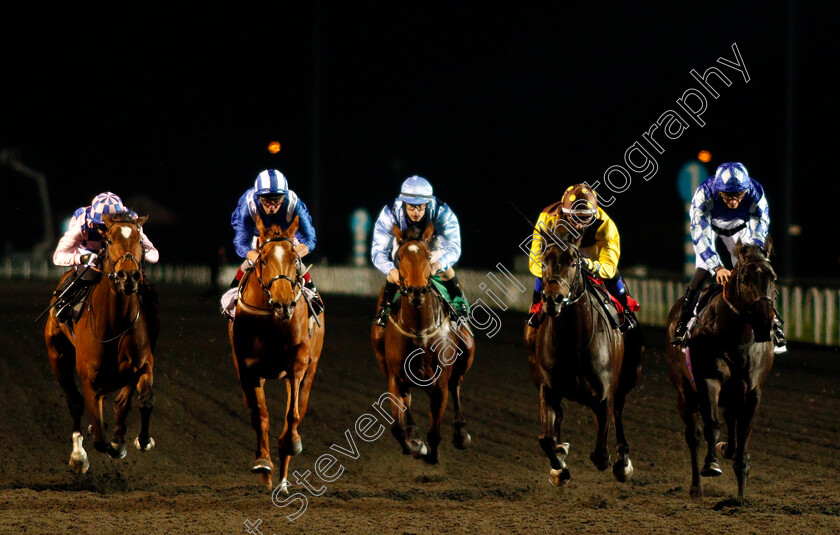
[720,190,747,201]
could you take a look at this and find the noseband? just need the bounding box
[397,240,433,300]
[543,242,585,309]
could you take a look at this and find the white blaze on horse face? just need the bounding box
[407,244,420,254]
[119,226,134,240]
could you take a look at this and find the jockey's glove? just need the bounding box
[79,253,92,265]
[582,258,600,275]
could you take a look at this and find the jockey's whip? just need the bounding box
[35,264,93,322]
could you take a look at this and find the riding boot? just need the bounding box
[375,281,399,327]
[671,285,702,345]
[441,275,469,320]
[304,277,324,316]
[617,294,638,332]
[527,291,543,328]
[772,316,787,354]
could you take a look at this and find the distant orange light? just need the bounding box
[268,141,281,154]
[698,150,712,163]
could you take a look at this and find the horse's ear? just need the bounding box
[134,215,148,227]
[763,234,773,258]
[421,222,434,244]
[286,216,300,238]
[734,239,744,259]
[102,214,114,228]
[392,224,403,244]
[255,214,266,236]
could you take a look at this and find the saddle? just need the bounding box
[583,275,639,330]
[53,268,101,323]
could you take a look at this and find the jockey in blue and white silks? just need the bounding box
[371,175,467,326]
[673,162,785,351]
[221,169,321,320]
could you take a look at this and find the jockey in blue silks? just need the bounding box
[371,175,467,326]
[220,169,321,319]
[671,162,786,352]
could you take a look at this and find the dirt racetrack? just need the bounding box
[1,279,839,534]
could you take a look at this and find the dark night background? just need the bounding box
[1,2,836,280]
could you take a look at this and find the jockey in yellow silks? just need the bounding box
[527,183,637,331]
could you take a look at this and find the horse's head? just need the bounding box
[727,238,777,342]
[102,213,147,295]
[394,223,434,308]
[254,215,302,321]
[540,230,583,317]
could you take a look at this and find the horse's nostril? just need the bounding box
[131,272,141,282]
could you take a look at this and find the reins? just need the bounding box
[391,238,448,340]
[237,236,303,314]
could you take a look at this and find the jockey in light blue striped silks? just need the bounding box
[671,162,786,352]
[220,169,322,319]
[371,175,467,326]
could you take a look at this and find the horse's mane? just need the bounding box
[108,212,136,224]
[738,242,768,265]
[401,225,426,243]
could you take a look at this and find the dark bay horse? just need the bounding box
[44,213,158,474]
[525,232,644,486]
[229,216,325,492]
[371,223,475,464]
[666,241,776,501]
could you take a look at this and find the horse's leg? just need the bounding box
[241,375,273,489]
[538,384,570,486]
[589,397,612,471]
[134,361,156,453]
[611,389,634,482]
[733,388,759,502]
[388,377,425,457]
[449,378,471,450]
[677,382,704,497]
[424,386,448,465]
[81,382,109,455]
[276,360,319,496]
[697,377,723,477]
[107,384,134,460]
[717,405,737,460]
[45,321,88,474]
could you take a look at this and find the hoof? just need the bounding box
[716,441,733,460]
[549,467,571,486]
[107,442,127,459]
[612,458,633,482]
[556,442,570,460]
[701,461,722,477]
[590,451,610,471]
[134,436,156,452]
[453,430,472,450]
[69,452,90,475]
[251,458,272,474]
[272,478,290,497]
[409,439,428,459]
[291,438,303,456]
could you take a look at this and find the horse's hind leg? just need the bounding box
[45,321,88,474]
[134,361,156,453]
[538,385,570,486]
[589,398,612,471]
[678,383,704,498]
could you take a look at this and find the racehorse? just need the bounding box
[665,240,776,501]
[371,223,475,464]
[44,212,158,474]
[229,215,325,492]
[525,231,644,486]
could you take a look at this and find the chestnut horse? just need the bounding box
[44,213,158,474]
[666,241,776,501]
[525,232,644,486]
[371,223,475,464]
[229,216,325,493]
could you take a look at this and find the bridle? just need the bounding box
[239,236,303,313]
[396,239,434,302]
[721,258,777,319]
[392,238,446,339]
[542,241,586,310]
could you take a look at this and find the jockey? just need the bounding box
[671,162,786,352]
[221,169,321,319]
[527,183,638,331]
[52,192,159,321]
[371,175,467,326]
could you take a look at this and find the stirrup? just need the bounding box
[620,313,637,332]
[670,324,688,346]
[374,306,390,327]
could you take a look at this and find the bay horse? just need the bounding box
[524,231,644,486]
[229,215,325,493]
[666,240,776,501]
[44,212,158,474]
[371,223,475,464]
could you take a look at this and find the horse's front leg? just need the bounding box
[676,381,704,498]
[275,356,317,496]
[589,397,612,472]
[611,389,634,482]
[449,380,471,450]
[425,386,449,465]
[134,360,156,453]
[108,384,134,459]
[46,322,87,473]
[388,377,425,458]
[697,376,723,477]
[81,382,108,455]
[733,388,759,502]
[538,384,570,486]
[240,374,273,489]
